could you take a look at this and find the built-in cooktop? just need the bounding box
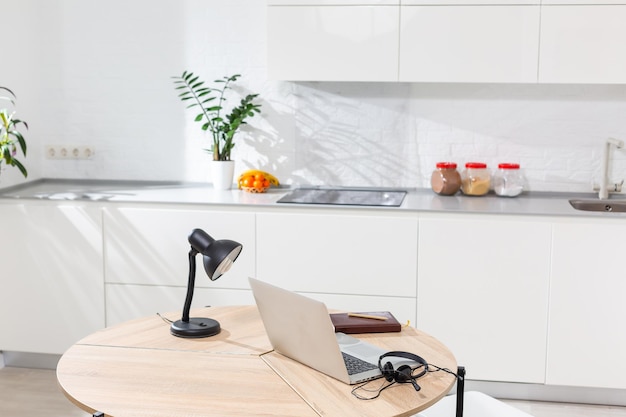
[276,188,407,207]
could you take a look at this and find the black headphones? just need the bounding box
[378,351,429,391]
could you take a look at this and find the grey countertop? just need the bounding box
[1,178,625,219]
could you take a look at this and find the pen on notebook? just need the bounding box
[348,313,388,321]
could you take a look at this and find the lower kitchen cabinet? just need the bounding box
[0,202,104,355]
[4,193,626,393]
[105,283,415,327]
[256,210,418,323]
[417,214,552,383]
[548,219,626,389]
[105,284,257,326]
[102,206,256,325]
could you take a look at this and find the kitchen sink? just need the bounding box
[277,188,407,207]
[569,199,626,213]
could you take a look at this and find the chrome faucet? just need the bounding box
[599,137,624,200]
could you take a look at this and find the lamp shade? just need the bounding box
[188,228,242,280]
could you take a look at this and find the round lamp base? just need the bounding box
[170,317,221,338]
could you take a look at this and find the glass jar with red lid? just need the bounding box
[461,162,490,196]
[431,162,462,196]
[493,163,524,197]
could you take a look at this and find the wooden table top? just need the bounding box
[57,306,457,417]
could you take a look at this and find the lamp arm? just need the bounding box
[181,248,199,323]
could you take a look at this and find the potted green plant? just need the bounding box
[0,86,28,178]
[173,72,261,189]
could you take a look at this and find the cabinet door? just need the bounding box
[404,0,538,3]
[400,5,540,82]
[104,207,256,325]
[539,5,626,83]
[0,203,104,354]
[542,0,626,5]
[103,207,255,288]
[105,284,415,326]
[417,215,551,383]
[256,211,418,321]
[548,220,626,389]
[267,5,400,81]
[105,284,257,326]
[268,0,398,4]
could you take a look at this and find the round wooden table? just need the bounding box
[57,306,457,417]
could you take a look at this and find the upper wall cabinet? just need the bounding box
[267,3,400,81]
[268,0,626,84]
[399,4,540,83]
[539,4,626,84]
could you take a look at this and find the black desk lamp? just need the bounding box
[170,228,242,338]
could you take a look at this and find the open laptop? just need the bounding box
[249,277,388,384]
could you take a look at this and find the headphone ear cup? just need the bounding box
[382,361,395,382]
[397,364,421,391]
[396,365,413,383]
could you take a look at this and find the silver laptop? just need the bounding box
[249,277,386,384]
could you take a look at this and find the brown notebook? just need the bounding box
[330,311,402,334]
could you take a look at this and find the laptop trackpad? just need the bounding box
[337,333,386,363]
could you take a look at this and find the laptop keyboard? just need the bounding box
[342,352,378,375]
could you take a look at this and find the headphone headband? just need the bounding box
[378,351,428,369]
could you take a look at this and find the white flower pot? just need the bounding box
[210,160,235,190]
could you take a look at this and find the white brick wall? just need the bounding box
[2,0,626,193]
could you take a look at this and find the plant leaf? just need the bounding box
[12,158,27,177]
[10,131,27,154]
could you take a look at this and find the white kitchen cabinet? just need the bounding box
[400,5,540,83]
[105,283,414,327]
[105,284,257,326]
[103,206,256,324]
[303,292,416,325]
[548,219,626,389]
[404,0,538,3]
[268,0,397,4]
[539,5,626,84]
[417,214,552,383]
[0,202,104,354]
[256,210,418,322]
[542,0,626,4]
[267,5,400,81]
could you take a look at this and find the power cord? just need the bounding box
[156,312,173,324]
[351,361,460,401]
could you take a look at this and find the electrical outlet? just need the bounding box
[45,145,95,160]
